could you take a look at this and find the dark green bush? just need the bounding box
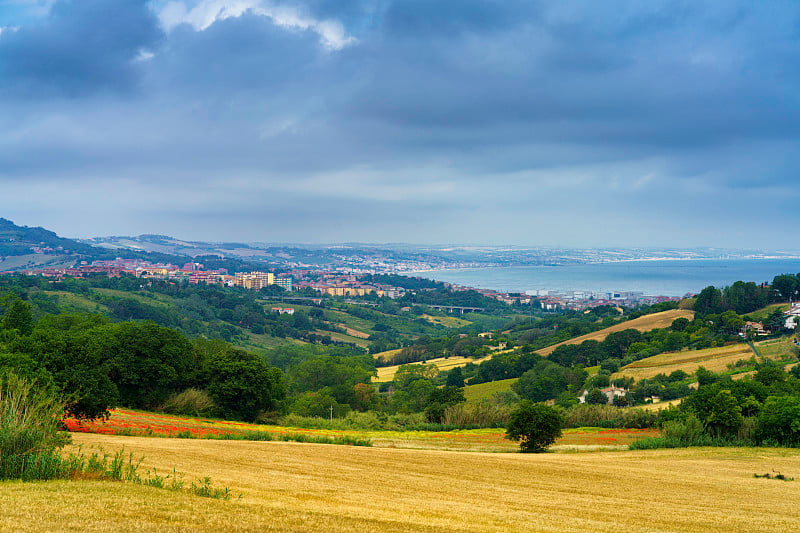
[506,401,562,453]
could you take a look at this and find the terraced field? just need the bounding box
[4,433,800,532]
[537,309,695,356]
[613,344,756,381]
[613,337,797,382]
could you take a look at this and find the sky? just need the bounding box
[1,0,800,247]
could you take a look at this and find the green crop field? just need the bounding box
[746,303,791,322]
[92,288,174,307]
[42,291,110,314]
[464,378,518,402]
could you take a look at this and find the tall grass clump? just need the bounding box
[280,409,507,432]
[161,388,215,417]
[561,404,660,429]
[440,402,511,428]
[0,374,71,481]
[629,415,758,450]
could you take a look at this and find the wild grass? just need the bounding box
[65,446,236,500]
[440,401,512,428]
[0,374,71,481]
[629,416,762,450]
[280,410,500,431]
[160,388,215,417]
[560,404,661,429]
[0,373,235,499]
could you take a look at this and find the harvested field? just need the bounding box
[537,309,695,356]
[422,314,473,328]
[372,348,402,360]
[613,337,797,382]
[613,344,756,381]
[374,356,490,383]
[334,323,371,339]
[3,433,800,532]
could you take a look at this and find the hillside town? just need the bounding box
[5,256,688,311]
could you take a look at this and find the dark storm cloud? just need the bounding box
[0,0,163,96]
[2,0,800,246]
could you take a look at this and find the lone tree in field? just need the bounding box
[505,401,562,453]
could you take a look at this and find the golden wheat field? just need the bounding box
[612,336,797,382]
[3,433,800,532]
[374,355,491,383]
[537,309,695,357]
[613,344,756,381]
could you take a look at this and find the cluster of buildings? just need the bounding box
[784,304,800,329]
[292,273,406,299]
[530,290,681,311]
[17,258,293,292]
[12,257,682,311]
[436,282,681,311]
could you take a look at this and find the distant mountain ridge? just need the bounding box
[0,218,210,272]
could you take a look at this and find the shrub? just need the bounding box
[161,388,215,417]
[757,396,800,446]
[505,401,562,453]
[0,373,71,480]
[662,415,705,444]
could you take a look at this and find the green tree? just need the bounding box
[505,401,562,453]
[705,389,743,436]
[205,349,286,421]
[694,286,725,315]
[671,317,690,332]
[512,360,575,402]
[772,274,799,302]
[754,362,787,386]
[585,387,608,405]
[291,390,347,418]
[425,386,466,422]
[757,395,800,445]
[105,321,195,409]
[764,308,787,333]
[445,366,465,387]
[1,299,33,336]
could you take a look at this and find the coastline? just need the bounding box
[405,258,800,297]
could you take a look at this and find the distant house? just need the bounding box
[741,321,769,336]
[270,307,295,315]
[578,386,627,404]
[478,332,493,339]
[784,304,800,329]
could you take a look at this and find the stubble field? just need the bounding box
[3,433,800,532]
[536,309,696,356]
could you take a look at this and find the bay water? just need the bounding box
[417,259,800,297]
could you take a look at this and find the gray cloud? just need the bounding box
[1,0,800,247]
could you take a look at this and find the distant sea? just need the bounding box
[416,259,800,297]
